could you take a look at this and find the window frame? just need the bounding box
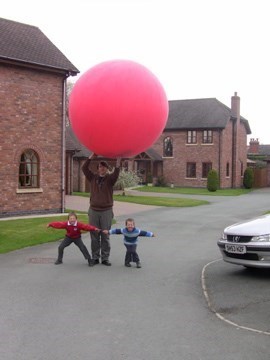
[202,130,213,144]
[163,136,173,157]
[186,162,196,178]
[202,162,212,178]
[226,162,230,177]
[18,149,40,189]
[187,130,197,144]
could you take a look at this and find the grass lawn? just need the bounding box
[132,186,252,196]
[113,194,209,207]
[73,191,209,207]
[0,214,88,254]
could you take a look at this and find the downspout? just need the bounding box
[219,129,221,187]
[78,157,81,192]
[231,92,240,188]
[61,76,68,213]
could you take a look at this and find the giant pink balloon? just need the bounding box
[69,60,168,158]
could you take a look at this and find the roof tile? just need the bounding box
[0,17,79,75]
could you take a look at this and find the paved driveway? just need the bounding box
[1,189,270,360]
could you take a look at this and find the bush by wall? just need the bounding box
[243,167,254,189]
[114,170,141,194]
[207,169,219,192]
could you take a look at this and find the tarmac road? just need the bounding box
[1,189,270,360]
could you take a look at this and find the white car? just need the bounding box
[217,214,270,268]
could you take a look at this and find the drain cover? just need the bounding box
[28,257,55,264]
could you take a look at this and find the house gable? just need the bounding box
[0,17,79,76]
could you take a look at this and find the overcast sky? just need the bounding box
[2,0,269,144]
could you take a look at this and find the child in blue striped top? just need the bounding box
[103,218,155,268]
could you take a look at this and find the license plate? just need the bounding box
[225,244,246,254]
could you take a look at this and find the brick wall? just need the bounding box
[0,65,65,217]
[150,122,247,188]
[152,130,219,187]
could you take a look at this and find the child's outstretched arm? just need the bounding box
[102,229,123,235]
[78,222,100,232]
[138,230,155,237]
[47,222,67,229]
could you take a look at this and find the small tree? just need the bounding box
[243,167,254,189]
[114,170,141,195]
[207,169,219,192]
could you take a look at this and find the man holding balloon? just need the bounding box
[69,59,168,265]
[82,154,121,266]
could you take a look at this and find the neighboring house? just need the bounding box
[66,92,251,192]
[150,93,251,188]
[248,138,270,159]
[247,138,270,187]
[0,18,79,217]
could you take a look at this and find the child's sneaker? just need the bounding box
[136,262,142,268]
[55,260,63,265]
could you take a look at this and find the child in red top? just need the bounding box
[48,212,100,266]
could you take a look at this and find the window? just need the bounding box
[202,162,212,178]
[240,161,244,176]
[19,149,39,188]
[187,131,197,144]
[163,136,173,157]
[186,162,196,178]
[226,162,230,177]
[202,130,213,144]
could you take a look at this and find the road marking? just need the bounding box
[201,258,270,336]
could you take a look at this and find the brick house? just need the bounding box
[0,18,79,217]
[66,92,251,192]
[247,138,270,187]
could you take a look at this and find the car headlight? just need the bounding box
[251,234,270,242]
[221,233,227,240]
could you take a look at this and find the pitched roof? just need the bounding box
[66,125,91,157]
[0,17,79,75]
[145,148,163,161]
[166,98,251,134]
[247,144,270,156]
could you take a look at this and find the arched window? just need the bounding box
[163,136,173,157]
[19,149,39,188]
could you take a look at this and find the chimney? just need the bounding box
[249,138,260,154]
[231,91,240,120]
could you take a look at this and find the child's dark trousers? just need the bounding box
[124,244,140,264]
[57,236,91,261]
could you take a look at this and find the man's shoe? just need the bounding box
[93,259,99,265]
[102,260,111,266]
[88,259,95,267]
[136,262,142,268]
[54,260,63,265]
[125,263,131,267]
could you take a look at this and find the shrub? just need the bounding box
[155,176,167,187]
[146,173,153,184]
[114,170,141,194]
[243,167,254,189]
[207,169,219,192]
